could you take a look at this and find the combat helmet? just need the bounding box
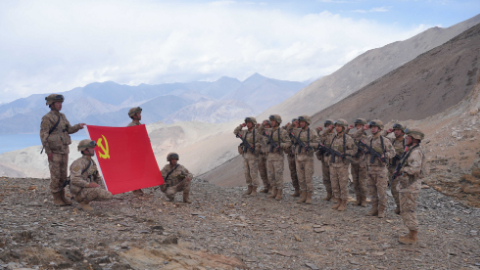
[368,119,384,130]
[244,116,257,125]
[334,119,348,130]
[45,94,64,106]
[298,115,311,125]
[354,118,367,125]
[291,118,298,123]
[262,119,272,127]
[392,123,406,131]
[167,152,179,161]
[78,139,97,152]
[324,119,334,127]
[269,114,282,125]
[128,107,142,118]
[405,128,424,140]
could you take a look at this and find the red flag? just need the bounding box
[86,124,164,195]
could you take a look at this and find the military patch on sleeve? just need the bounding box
[41,121,48,128]
[73,166,80,171]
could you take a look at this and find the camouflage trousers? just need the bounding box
[296,155,314,193]
[242,153,259,187]
[366,166,388,210]
[74,187,112,202]
[258,154,269,187]
[287,153,299,189]
[351,162,367,198]
[321,159,332,194]
[48,153,69,194]
[161,181,191,200]
[267,154,284,189]
[398,176,421,231]
[329,163,350,200]
[387,166,400,208]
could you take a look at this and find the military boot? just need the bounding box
[377,205,386,218]
[275,189,283,201]
[355,194,362,206]
[305,192,313,204]
[291,187,300,197]
[399,230,418,245]
[250,186,258,197]
[323,191,332,201]
[367,203,378,216]
[360,196,367,207]
[337,200,347,211]
[395,205,401,215]
[331,198,341,210]
[297,191,307,203]
[260,185,270,193]
[243,186,253,196]
[183,191,192,204]
[52,192,66,206]
[79,200,94,211]
[268,188,278,199]
[60,190,72,205]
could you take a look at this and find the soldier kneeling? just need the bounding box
[69,140,112,211]
[160,153,193,203]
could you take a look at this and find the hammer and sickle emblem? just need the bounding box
[97,135,110,159]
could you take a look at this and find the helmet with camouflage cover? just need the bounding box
[324,119,334,127]
[354,118,367,125]
[291,118,297,123]
[262,119,271,127]
[269,114,282,125]
[334,119,348,127]
[167,152,179,161]
[392,123,406,131]
[128,107,142,118]
[368,119,384,130]
[78,139,97,152]
[298,115,311,125]
[244,116,257,125]
[405,128,424,140]
[45,94,64,106]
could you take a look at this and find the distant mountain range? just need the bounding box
[0,73,305,134]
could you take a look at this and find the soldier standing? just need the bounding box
[258,120,272,194]
[127,107,144,196]
[69,140,112,211]
[327,119,357,211]
[347,118,368,207]
[383,123,406,214]
[395,128,427,244]
[316,119,335,201]
[362,120,396,218]
[160,153,193,203]
[40,94,85,206]
[284,118,300,197]
[261,115,292,201]
[293,115,320,204]
[234,117,262,196]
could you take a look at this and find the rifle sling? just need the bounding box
[40,115,61,154]
[164,165,179,187]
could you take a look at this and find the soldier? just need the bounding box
[234,117,262,196]
[347,118,368,207]
[69,139,112,211]
[260,115,292,201]
[362,120,396,218]
[284,118,300,197]
[127,107,144,196]
[327,119,357,211]
[40,94,85,206]
[160,153,193,203]
[316,119,335,201]
[292,115,320,204]
[396,128,427,245]
[384,123,406,214]
[258,120,272,194]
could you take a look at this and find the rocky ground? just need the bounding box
[1,176,480,270]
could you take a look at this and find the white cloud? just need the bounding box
[0,0,427,102]
[352,6,391,13]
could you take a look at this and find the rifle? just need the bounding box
[290,132,313,153]
[236,133,255,154]
[263,132,279,152]
[61,159,93,191]
[317,144,345,163]
[389,145,418,188]
[358,141,386,164]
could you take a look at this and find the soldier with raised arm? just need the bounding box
[347,118,368,207]
[258,120,272,194]
[284,118,300,197]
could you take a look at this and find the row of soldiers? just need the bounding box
[234,115,427,245]
[40,94,193,211]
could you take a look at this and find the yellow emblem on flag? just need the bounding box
[97,135,110,159]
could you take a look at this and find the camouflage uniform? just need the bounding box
[258,150,269,191]
[348,122,369,206]
[160,163,193,202]
[382,126,406,214]
[327,120,357,211]
[127,107,143,195]
[40,94,82,205]
[234,117,262,195]
[69,156,112,203]
[284,124,299,195]
[363,120,396,218]
[317,123,336,200]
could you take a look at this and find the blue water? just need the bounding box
[0,131,89,154]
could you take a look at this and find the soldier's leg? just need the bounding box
[330,166,341,209]
[358,163,368,207]
[400,191,419,231]
[322,160,332,201]
[248,155,260,188]
[296,159,307,203]
[59,154,72,205]
[366,169,378,216]
[288,155,299,189]
[274,159,284,200]
[48,153,66,206]
[389,166,400,214]
[337,164,350,211]
[304,157,314,204]
[243,157,253,186]
[182,181,192,203]
[351,163,361,203]
[376,167,388,218]
[258,155,269,189]
[83,188,113,202]
[267,157,278,199]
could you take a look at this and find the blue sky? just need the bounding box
[0,0,478,103]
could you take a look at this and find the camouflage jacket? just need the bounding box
[127,120,141,127]
[291,127,320,157]
[259,126,292,157]
[348,128,368,165]
[234,125,262,155]
[362,133,396,167]
[317,128,336,161]
[327,131,358,166]
[398,146,427,190]
[161,163,193,188]
[40,110,81,155]
[388,137,406,168]
[69,156,103,195]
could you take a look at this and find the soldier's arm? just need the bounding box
[309,129,320,148]
[383,138,396,159]
[70,162,90,188]
[350,128,365,140]
[233,125,243,135]
[161,165,169,181]
[401,150,423,176]
[181,166,194,179]
[92,164,103,185]
[345,136,358,156]
[380,129,388,137]
[64,116,81,134]
[40,116,53,155]
[280,130,292,150]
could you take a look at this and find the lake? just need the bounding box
[0,131,89,154]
